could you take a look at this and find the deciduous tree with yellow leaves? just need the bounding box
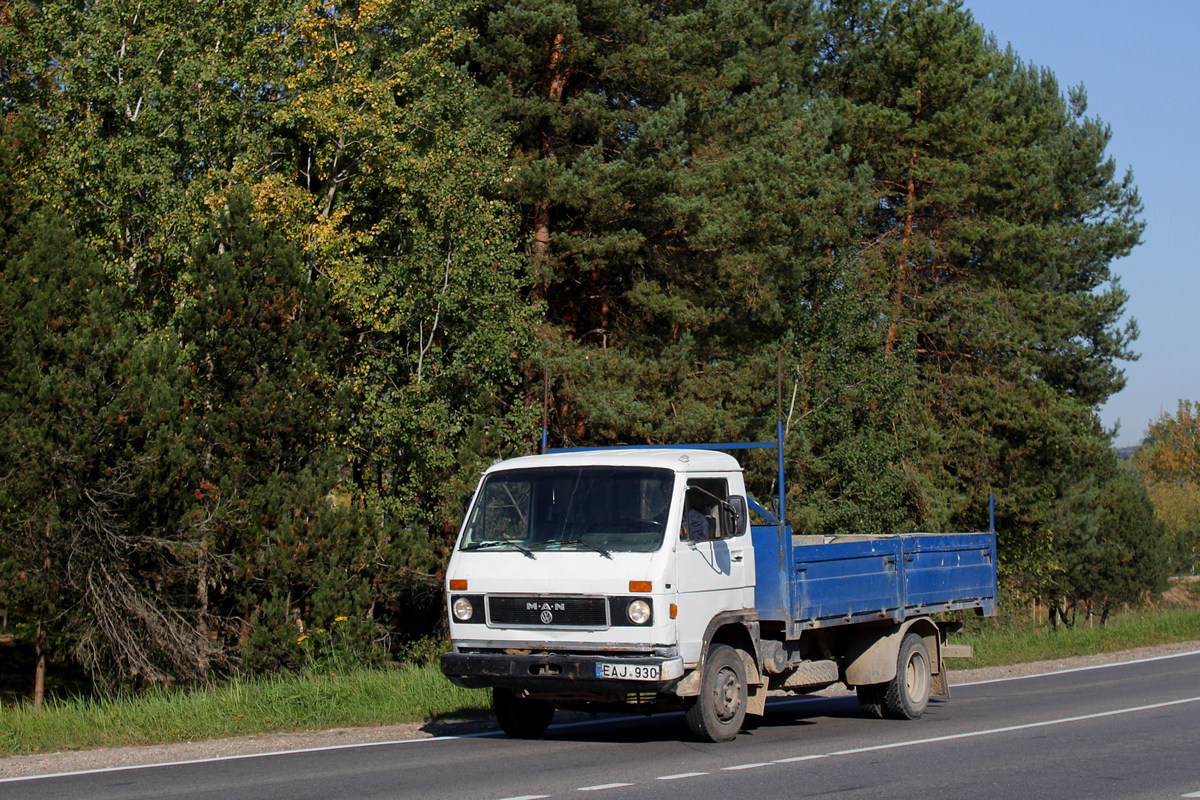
[1134,401,1200,571]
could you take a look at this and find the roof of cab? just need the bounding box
[483,448,742,475]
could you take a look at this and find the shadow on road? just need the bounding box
[422,693,950,746]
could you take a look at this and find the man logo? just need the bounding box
[527,602,566,611]
[540,610,554,624]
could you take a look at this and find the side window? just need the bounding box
[684,478,729,540]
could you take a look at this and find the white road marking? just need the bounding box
[657,772,708,780]
[497,796,550,800]
[578,782,634,791]
[1180,792,1200,798]
[772,754,830,764]
[952,648,1200,688]
[829,696,1200,756]
[0,728,497,784]
[721,762,772,770]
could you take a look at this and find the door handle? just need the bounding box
[731,551,744,562]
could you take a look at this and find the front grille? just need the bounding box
[487,595,609,629]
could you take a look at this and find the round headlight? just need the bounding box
[452,596,474,621]
[627,599,652,625]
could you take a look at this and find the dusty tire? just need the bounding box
[856,683,886,719]
[685,644,748,742]
[882,632,932,720]
[493,688,555,739]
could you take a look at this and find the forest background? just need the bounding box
[1,0,1196,702]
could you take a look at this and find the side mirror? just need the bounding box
[724,496,747,538]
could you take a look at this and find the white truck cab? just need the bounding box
[442,448,757,737]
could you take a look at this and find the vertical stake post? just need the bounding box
[777,351,785,529]
[541,371,550,454]
[777,419,785,529]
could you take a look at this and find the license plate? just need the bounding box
[595,662,661,680]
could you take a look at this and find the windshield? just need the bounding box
[460,466,674,554]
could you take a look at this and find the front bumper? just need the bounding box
[441,651,686,693]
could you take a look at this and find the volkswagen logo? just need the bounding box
[540,610,554,624]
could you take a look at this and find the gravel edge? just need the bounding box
[3,639,1198,780]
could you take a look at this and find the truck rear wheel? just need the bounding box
[493,688,554,739]
[685,644,747,742]
[882,632,931,720]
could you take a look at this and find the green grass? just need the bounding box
[0,662,490,757]
[950,605,1200,669]
[3,606,1200,757]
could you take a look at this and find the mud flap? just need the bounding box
[738,648,767,716]
[747,681,767,716]
[932,667,950,699]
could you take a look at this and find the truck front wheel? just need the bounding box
[493,688,555,739]
[685,644,748,742]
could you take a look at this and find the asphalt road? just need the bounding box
[4,650,1199,800]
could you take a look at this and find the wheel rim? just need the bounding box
[713,666,742,722]
[904,648,929,704]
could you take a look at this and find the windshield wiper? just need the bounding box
[549,539,612,559]
[461,540,536,559]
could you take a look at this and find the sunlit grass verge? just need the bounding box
[0,662,490,757]
[950,605,1200,669]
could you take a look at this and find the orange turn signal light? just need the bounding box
[670,603,678,619]
[629,580,652,593]
[449,579,468,591]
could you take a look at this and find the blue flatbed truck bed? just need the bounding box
[752,528,998,633]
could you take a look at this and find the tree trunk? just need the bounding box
[33,617,46,710]
[886,88,921,355]
[533,201,552,261]
[533,31,571,264]
[197,548,210,674]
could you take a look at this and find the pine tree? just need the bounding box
[0,211,223,691]
[1,108,232,693]
[1051,452,1169,625]
[818,0,1143,572]
[170,189,372,671]
[473,2,817,431]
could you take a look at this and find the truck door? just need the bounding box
[673,477,750,666]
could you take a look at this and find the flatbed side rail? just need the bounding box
[786,532,998,629]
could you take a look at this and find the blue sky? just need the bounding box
[962,0,1200,446]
